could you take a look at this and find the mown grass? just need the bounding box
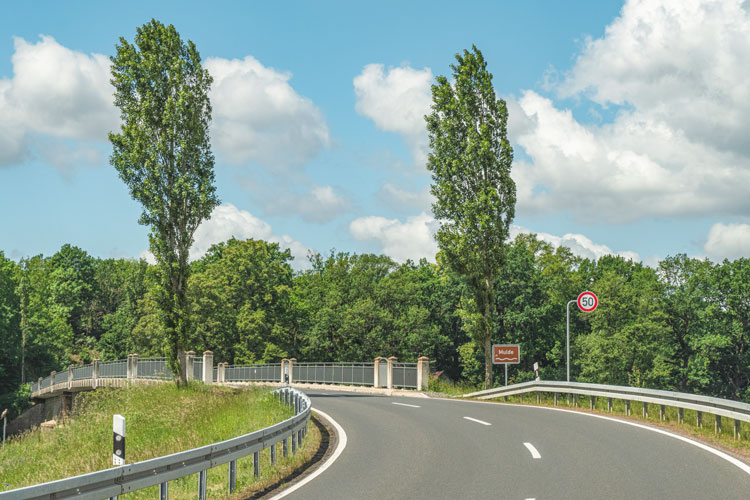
[0,383,321,499]
[427,376,481,396]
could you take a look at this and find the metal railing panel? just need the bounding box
[53,371,68,385]
[391,363,417,388]
[40,376,51,389]
[99,360,127,378]
[193,359,203,381]
[137,358,171,379]
[72,365,92,381]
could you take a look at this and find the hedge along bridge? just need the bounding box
[30,352,432,400]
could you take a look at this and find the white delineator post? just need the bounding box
[113,414,125,465]
[417,356,429,391]
[203,351,214,385]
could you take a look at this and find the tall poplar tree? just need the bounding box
[109,20,219,385]
[426,46,516,389]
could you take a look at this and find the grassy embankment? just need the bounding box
[429,377,750,462]
[0,383,321,499]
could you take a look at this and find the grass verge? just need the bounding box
[0,383,322,500]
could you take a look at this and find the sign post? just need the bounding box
[566,291,598,382]
[492,344,520,386]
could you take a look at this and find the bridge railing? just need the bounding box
[30,354,432,399]
[0,387,311,500]
[463,380,750,439]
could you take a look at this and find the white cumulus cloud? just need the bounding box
[0,35,117,166]
[510,225,641,262]
[263,185,354,223]
[184,203,312,269]
[704,222,750,261]
[349,212,439,263]
[354,64,433,165]
[512,0,750,222]
[205,56,330,169]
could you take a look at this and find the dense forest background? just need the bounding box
[1,235,749,416]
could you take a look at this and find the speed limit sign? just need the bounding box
[577,291,598,312]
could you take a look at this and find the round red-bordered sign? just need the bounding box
[577,291,598,312]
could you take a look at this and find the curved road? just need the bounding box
[280,390,750,500]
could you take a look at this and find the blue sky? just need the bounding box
[2,0,750,269]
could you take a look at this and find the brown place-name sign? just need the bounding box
[492,344,520,364]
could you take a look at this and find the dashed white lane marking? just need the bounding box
[392,402,421,408]
[524,442,541,459]
[463,416,492,426]
[266,408,347,500]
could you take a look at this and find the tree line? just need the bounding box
[1,236,748,416]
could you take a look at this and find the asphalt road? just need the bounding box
[279,390,750,500]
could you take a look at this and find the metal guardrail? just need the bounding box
[463,380,750,430]
[0,387,311,500]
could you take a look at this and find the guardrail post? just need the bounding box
[298,429,303,447]
[283,436,288,457]
[715,415,721,434]
[228,459,237,492]
[697,411,703,428]
[254,451,260,477]
[92,359,100,389]
[659,405,665,421]
[271,442,277,465]
[520,393,524,403]
[734,420,741,440]
[68,365,73,390]
[159,482,168,500]
[642,402,648,419]
[572,394,577,407]
[554,393,558,406]
[417,356,429,391]
[203,351,213,384]
[289,358,296,384]
[607,398,613,412]
[387,356,397,390]
[292,431,297,453]
[589,396,595,410]
[185,351,195,382]
[678,408,684,424]
[625,400,631,416]
[198,469,207,500]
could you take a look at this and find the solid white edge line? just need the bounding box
[463,416,492,426]
[392,402,421,408]
[266,408,348,500]
[523,442,541,459]
[452,398,750,476]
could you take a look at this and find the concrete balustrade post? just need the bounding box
[281,359,288,384]
[203,351,214,384]
[185,351,195,382]
[373,357,381,388]
[38,377,43,394]
[92,359,100,389]
[289,358,296,384]
[68,365,73,390]
[387,356,397,390]
[127,354,138,381]
[50,371,56,389]
[417,356,430,391]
